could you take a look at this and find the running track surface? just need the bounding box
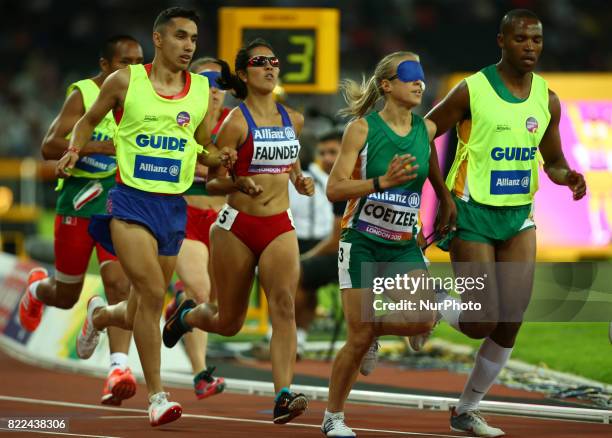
[0,352,609,437]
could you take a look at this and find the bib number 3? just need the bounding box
[338,241,351,270]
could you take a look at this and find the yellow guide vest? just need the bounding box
[114,64,209,194]
[446,69,551,206]
[56,79,117,190]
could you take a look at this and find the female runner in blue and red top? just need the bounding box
[163,38,315,425]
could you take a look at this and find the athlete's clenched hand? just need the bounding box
[566,170,586,200]
[55,148,79,178]
[294,174,315,196]
[379,153,419,189]
[220,147,237,169]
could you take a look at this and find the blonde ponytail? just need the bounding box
[338,51,421,120]
[338,75,382,119]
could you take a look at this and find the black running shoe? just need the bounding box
[273,391,308,424]
[163,298,196,348]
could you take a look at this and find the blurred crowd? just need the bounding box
[1,0,610,158]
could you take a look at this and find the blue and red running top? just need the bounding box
[233,102,301,176]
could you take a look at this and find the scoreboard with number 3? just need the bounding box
[218,8,339,94]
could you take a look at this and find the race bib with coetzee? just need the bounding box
[356,188,420,241]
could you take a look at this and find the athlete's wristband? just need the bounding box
[373,176,383,192]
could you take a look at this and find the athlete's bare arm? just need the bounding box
[539,89,586,200]
[426,138,457,234]
[285,109,314,196]
[424,118,437,141]
[41,89,116,160]
[425,80,470,138]
[56,68,130,177]
[425,82,473,234]
[194,91,215,150]
[205,109,261,196]
[423,118,457,233]
[326,118,417,203]
[286,107,304,137]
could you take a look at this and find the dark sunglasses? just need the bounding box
[247,55,280,68]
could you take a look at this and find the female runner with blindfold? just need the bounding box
[163,38,315,425]
[320,52,454,437]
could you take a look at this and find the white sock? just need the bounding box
[29,280,42,300]
[324,409,344,419]
[109,352,128,372]
[456,338,513,415]
[435,290,461,331]
[296,327,308,347]
[265,325,273,342]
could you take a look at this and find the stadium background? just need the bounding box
[0,1,611,434]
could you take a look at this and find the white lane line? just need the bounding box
[0,395,143,413]
[180,412,474,437]
[0,395,475,438]
[0,428,119,438]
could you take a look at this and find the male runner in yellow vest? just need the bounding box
[55,7,234,427]
[426,9,585,437]
[20,35,143,406]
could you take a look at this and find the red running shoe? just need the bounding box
[194,366,226,400]
[19,268,48,332]
[101,367,137,406]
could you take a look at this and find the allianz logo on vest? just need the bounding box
[491,147,537,161]
[253,127,295,140]
[369,191,420,208]
[490,170,530,195]
[137,163,180,176]
[134,155,182,182]
[77,155,115,171]
[135,134,187,152]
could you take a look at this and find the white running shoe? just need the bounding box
[76,296,105,359]
[359,338,380,376]
[321,412,356,437]
[148,392,182,427]
[450,407,505,437]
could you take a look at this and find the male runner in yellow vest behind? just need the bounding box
[55,7,234,427]
[426,9,586,437]
[20,35,143,406]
